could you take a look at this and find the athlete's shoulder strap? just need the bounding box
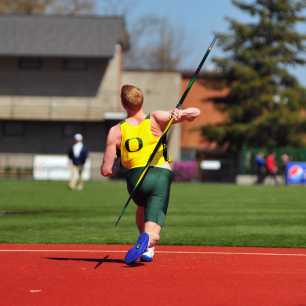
[147,113,169,161]
[161,133,169,161]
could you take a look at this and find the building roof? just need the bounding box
[0,14,129,58]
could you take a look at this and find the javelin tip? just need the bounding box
[209,36,218,50]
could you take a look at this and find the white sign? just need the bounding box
[104,112,126,120]
[33,155,91,181]
[200,160,221,170]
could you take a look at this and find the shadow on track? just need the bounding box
[46,255,144,269]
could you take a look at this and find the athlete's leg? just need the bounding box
[68,165,78,189]
[143,168,172,249]
[136,206,144,233]
[76,166,84,190]
[134,207,155,262]
[125,167,172,264]
[272,172,279,186]
[144,221,161,247]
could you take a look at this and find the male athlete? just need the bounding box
[101,84,200,265]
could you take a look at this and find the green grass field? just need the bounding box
[1,180,306,247]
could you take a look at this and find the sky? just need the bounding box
[97,0,306,85]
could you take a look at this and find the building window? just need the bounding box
[18,58,43,70]
[3,122,25,137]
[62,59,88,71]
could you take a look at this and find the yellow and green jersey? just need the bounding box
[120,116,167,169]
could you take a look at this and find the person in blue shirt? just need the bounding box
[255,151,265,184]
[68,133,89,190]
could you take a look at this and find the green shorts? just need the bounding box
[126,166,173,226]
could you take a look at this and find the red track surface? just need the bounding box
[1,244,306,306]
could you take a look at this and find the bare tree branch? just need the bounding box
[125,15,187,70]
[99,0,139,17]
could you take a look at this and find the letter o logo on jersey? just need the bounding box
[125,137,143,152]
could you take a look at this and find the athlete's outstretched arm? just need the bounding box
[101,125,121,177]
[152,107,200,127]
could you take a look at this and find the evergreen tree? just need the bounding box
[203,0,306,151]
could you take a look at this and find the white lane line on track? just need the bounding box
[158,250,306,257]
[0,249,306,257]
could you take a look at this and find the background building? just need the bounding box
[180,72,227,160]
[0,14,181,179]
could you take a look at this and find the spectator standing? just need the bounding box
[265,151,279,185]
[281,153,290,184]
[68,133,88,190]
[255,151,265,184]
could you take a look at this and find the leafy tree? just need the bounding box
[202,0,306,151]
[49,0,94,15]
[0,0,94,14]
[0,0,54,13]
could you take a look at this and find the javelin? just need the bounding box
[115,36,217,226]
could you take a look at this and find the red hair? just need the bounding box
[121,85,143,110]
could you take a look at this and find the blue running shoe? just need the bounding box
[124,232,149,265]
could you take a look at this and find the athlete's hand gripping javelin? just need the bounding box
[152,107,201,127]
[170,107,201,122]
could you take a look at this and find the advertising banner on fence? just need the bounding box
[33,155,91,181]
[286,162,306,185]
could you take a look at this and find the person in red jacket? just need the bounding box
[265,151,279,185]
